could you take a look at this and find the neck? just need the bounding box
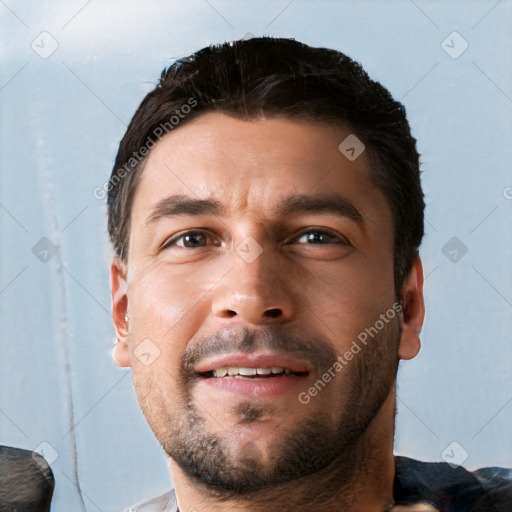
[169,391,396,512]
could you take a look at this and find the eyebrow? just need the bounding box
[275,194,364,225]
[145,193,365,227]
[146,195,224,224]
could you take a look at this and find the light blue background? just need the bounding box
[1,1,511,510]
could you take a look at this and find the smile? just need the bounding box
[199,366,310,378]
[193,353,312,398]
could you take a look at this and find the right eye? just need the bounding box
[161,230,220,250]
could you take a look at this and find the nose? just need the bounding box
[211,242,295,326]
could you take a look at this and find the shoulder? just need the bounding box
[394,455,512,512]
[122,489,177,512]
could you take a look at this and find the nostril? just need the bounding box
[265,308,281,318]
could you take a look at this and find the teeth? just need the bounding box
[238,367,257,376]
[213,367,228,377]
[211,366,288,377]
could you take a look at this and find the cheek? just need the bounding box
[306,253,395,343]
[126,263,211,364]
[128,255,234,327]
[131,361,181,430]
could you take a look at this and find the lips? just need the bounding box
[194,352,311,378]
[192,352,311,398]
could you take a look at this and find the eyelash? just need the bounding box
[161,228,350,250]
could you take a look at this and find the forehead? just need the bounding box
[130,112,389,229]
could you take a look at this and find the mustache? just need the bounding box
[181,324,337,375]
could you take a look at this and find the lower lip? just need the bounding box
[195,374,307,399]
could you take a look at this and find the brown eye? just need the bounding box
[295,229,349,246]
[162,230,218,250]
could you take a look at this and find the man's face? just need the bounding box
[111,113,420,493]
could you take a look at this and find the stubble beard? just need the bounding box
[135,320,400,501]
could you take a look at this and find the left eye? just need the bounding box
[293,229,348,245]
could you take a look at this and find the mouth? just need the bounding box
[199,366,310,379]
[193,353,312,398]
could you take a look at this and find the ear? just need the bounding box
[398,256,425,360]
[111,257,131,367]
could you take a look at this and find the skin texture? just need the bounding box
[111,113,426,512]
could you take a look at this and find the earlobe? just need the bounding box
[110,258,131,368]
[112,338,131,367]
[398,256,425,361]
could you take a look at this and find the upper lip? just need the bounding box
[194,351,312,374]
